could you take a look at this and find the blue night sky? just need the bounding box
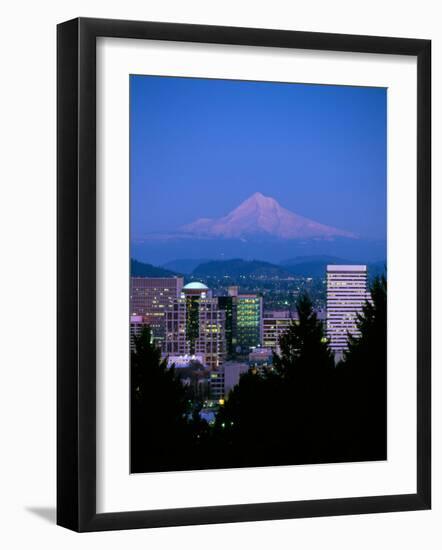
[130,75,386,240]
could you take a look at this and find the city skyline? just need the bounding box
[130,262,365,372]
[129,261,379,454]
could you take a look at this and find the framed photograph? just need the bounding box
[57,17,431,532]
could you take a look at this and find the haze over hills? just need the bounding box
[192,259,293,279]
[280,256,386,278]
[181,192,357,240]
[131,257,386,281]
[282,255,349,265]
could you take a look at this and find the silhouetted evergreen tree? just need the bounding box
[334,275,387,460]
[344,275,387,367]
[273,293,335,378]
[272,293,335,462]
[212,368,278,467]
[214,293,336,467]
[130,326,190,472]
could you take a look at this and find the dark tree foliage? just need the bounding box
[334,275,387,460]
[130,326,191,472]
[344,275,387,366]
[213,294,337,467]
[273,293,335,378]
[212,284,387,468]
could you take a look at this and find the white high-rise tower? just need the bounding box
[326,265,370,359]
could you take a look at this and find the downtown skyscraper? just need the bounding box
[130,276,184,343]
[164,282,226,369]
[326,265,370,358]
[262,310,296,354]
[218,286,262,356]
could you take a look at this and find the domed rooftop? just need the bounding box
[183,282,209,291]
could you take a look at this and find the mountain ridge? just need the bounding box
[161,258,210,274]
[130,259,182,278]
[131,257,386,280]
[192,258,293,279]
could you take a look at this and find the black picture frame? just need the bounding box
[57,17,431,532]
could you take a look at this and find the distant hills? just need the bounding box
[131,256,386,280]
[193,259,293,279]
[131,259,181,278]
[161,258,209,275]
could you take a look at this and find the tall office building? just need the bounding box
[326,265,370,357]
[235,293,263,353]
[223,362,250,396]
[164,282,226,369]
[209,361,249,401]
[129,315,147,352]
[217,294,237,357]
[209,369,225,401]
[218,286,262,356]
[262,309,327,354]
[262,310,294,353]
[130,276,184,343]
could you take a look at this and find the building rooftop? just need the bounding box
[326,264,367,272]
[182,282,209,290]
[130,315,144,323]
[263,310,293,319]
[249,347,273,356]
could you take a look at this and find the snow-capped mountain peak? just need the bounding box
[180,193,357,240]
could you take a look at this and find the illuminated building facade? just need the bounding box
[223,362,249,396]
[262,310,294,353]
[218,286,262,356]
[217,295,237,357]
[162,354,205,369]
[129,315,148,352]
[130,276,184,343]
[209,361,249,401]
[248,347,273,374]
[326,265,370,357]
[235,293,263,353]
[209,369,224,401]
[164,282,226,369]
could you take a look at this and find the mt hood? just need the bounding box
[180,192,356,240]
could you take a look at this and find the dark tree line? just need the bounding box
[131,276,387,473]
[131,327,212,472]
